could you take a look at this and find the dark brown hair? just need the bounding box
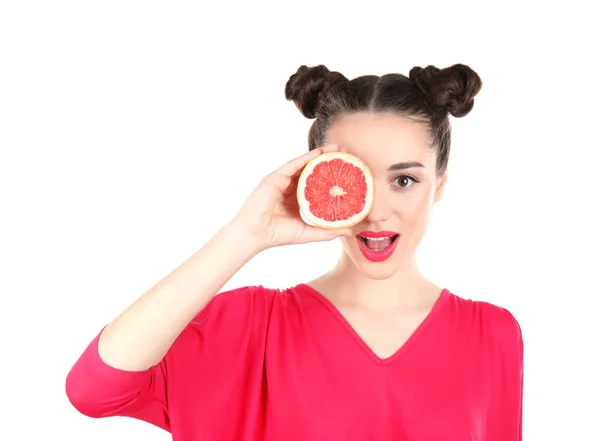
[285,64,482,176]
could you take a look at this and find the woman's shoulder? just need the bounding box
[166,284,308,360]
[186,283,307,326]
[200,282,309,305]
[189,285,275,322]
[447,289,523,347]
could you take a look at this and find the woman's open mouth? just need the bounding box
[358,234,399,250]
[356,231,400,262]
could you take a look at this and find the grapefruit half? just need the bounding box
[296,151,374,229]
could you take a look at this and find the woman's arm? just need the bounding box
[65,145,349,423]
[486,308,524,440]
[97,220,261,372]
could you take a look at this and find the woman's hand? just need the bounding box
[232,144,352,251]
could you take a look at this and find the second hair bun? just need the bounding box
[285,65,347,119]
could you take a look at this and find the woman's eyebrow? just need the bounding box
[387,161,425,171]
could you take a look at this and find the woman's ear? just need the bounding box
[434,172,448,203]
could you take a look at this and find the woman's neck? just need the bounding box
[310,255,441,313]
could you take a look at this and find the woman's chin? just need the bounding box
[340,242,406,280]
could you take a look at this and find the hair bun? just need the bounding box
[409,63,482,117]
[285,65,347,118]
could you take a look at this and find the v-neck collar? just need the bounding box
[297,283,450,366]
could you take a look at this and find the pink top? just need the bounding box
[66,284,523,440]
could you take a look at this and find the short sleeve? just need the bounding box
[485,306,524,441]
[65,285,275,433]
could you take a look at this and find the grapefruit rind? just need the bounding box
[296,151,374,229]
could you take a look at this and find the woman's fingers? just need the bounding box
[275,144,340,178]
[298,224,353,244]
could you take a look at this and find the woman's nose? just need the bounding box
[365,183,392,223]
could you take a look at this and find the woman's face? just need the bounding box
[323,112,447,280]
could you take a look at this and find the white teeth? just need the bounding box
[364,237,393,241]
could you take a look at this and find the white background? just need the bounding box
[1,1,599,439]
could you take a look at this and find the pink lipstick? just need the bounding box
[356,230,400,262]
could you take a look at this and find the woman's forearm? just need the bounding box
[97,220,262,371]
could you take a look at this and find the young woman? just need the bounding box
[66,63,523,440]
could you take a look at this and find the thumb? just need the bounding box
[299,226,353,243]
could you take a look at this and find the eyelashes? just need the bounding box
[391,175,419,190]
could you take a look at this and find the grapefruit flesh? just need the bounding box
[297,152,374,229]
